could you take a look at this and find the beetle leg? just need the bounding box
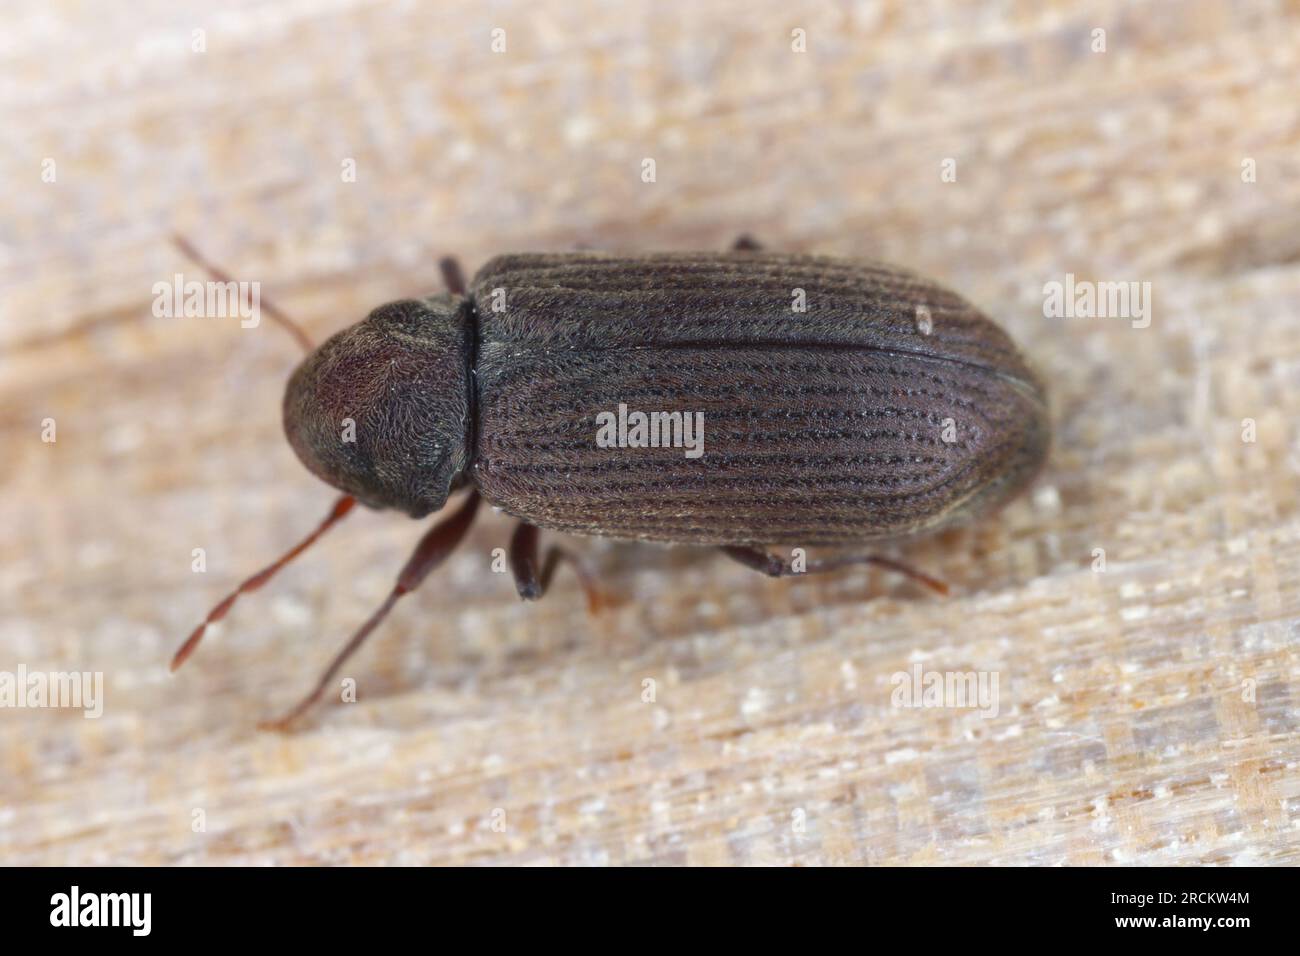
[719,545,948,595]
[439,256,468,297]
[508,522,608,613]
[258,491,481,731]
[731,234,763,251]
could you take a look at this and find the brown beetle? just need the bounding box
[172,236,1048,728]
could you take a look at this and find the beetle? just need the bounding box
[171,235,1049,729]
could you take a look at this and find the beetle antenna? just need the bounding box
[258,491,481,731]
[171,495,356,672]
[170,233,315,353]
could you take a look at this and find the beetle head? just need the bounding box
[283,295,473,518]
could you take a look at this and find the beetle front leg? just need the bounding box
[439,256,468,296]
[508,522,608,613]
[719,545,948,595]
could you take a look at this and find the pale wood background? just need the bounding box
[2,0,1298,865]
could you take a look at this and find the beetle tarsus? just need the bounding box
[509,522,610,614]
[720,545,948,595]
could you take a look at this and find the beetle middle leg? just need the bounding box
[259,491,482,731]
[720,545,948,595]
[508,522,608,613]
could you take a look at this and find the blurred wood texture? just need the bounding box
[2,0,1299,865]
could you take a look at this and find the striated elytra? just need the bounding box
[176,241,1049,728]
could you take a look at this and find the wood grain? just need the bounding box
[2,0,1298,865]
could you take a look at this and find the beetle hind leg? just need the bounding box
[720,545,948,595]
[509,522,610,613]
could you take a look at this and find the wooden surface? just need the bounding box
[3,0,1299,865]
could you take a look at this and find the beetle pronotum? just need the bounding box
[172,235,1049,729]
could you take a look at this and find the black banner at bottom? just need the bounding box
[0,865,1276,941]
